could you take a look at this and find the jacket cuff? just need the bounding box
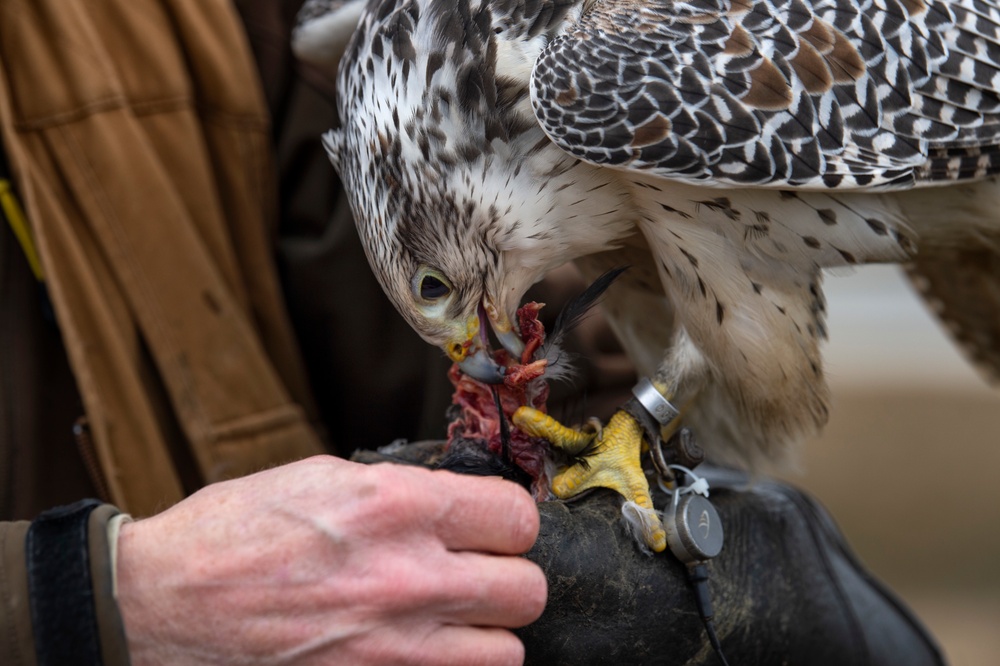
[90,504,132,666]
[14,501,131,666]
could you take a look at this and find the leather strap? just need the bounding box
[26,499,105,666]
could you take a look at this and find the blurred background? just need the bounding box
[779,264,1000,666]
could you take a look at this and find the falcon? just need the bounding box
[296,0,1000,551]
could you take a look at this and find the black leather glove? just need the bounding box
[354,442,944,666]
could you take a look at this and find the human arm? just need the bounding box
[2,456,545,666]
[115,456,546,666]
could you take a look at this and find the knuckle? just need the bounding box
[373,475,408,507]
[291,454,348,484]
[372,560,437,607]
[364,464,428,513]
[300,453,340,470]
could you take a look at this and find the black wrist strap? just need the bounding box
[26,498,106,666]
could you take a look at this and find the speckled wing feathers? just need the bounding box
[530,0,1000,189]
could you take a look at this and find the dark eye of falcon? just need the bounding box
[420,275,450,300]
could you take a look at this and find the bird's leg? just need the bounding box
[513,407,667,553]
[512,407,596,455]
[651,328,709,413]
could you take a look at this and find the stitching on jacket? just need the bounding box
[211,404,305,443]
[14,95,130,132]
[15,95,269,132]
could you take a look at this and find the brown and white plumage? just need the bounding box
[296,0,1000,467]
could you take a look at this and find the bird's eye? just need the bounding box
[419,274,451,300]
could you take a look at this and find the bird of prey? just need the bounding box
[296,0,1000,551]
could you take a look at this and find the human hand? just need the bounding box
[115,456,546,665]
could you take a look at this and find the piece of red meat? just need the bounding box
[447,302,552,500]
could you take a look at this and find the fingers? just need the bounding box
[423,469,541,554]
[417,550,547,628]
[358,462,540,554]
[352,625,526,666]
[418,625,526,666]
[353,544,547,631]
[348,464,547,628]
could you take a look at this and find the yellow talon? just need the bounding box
[515,406,667,553]
[513,406,595,455]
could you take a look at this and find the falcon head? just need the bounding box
[323,128,559,383]
[323,112,632,383]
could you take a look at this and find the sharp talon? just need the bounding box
[522,408,667,553]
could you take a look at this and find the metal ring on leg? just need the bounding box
[631,377,679,425]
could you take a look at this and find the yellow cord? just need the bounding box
[0,178,43,281]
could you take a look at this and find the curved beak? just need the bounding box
[491,320,525,361]
[452,302,526,384]
[458,348,506,383]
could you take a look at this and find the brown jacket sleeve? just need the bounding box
[0,505,129,666]
[0,520,34,666]
[1,2,328,657]
[0,0,324,518]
